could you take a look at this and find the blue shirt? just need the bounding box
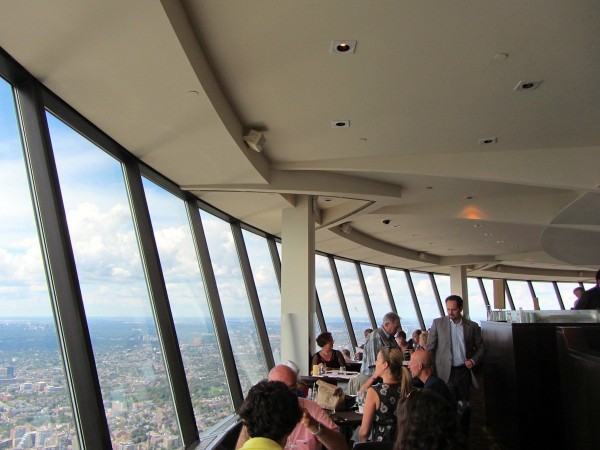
[360,327,398,376]
[449,318,466,366]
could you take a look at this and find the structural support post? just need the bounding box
[450,266,469,318]
[281,196,315,374]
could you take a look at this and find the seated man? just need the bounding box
[236,365,349,450]
[408,349,455,408]
[237,380,302,449]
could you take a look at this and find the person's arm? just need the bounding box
[358,387,378,442]
[300,408,349,450]
[426,321,437,353]
[311,352,320,367]
[234,424,249,450]
[336,350,346,368]
[467,322,485,367]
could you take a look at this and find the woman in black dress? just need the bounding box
[311,332,346,369]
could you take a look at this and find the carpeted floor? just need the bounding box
[468,372,507,450]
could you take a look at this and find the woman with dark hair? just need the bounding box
[357,347,412,443]
[311,332,346,369]
[395,330,412,361]
[394,389,465,450]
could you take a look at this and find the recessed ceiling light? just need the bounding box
[479,137,497,145]
[331,40,357,54]
[392,224,401,228]
[496,240,505,244]
[464,195,476,200]
[473,224,483,228]
[425,186,433,190]
[514,80,542,91]
[493,53,509,61]
[331,120,350,128]
[484,233,495,236]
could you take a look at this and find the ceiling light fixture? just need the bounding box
[479,137,497,145]
[514,80,543,91]
[331,120,350,128]
[242,129,266,152]
[331,40,357,54]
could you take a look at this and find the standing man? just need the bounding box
[573,269,600,310]
[347,312,400,393]
[427,295,484,403]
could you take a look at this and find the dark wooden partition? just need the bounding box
[556,327,600,450]
[482,321,600,449]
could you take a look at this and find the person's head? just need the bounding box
[341,349,351,358]
[396,330,407,342]
[408,349,433,380]
[394,389,465,450]
[412,329,422,342]
[574,287,584,299]
[316,332,334,351]
[382,312,401,336]
[268,364,298,389]
[419,331,428,348]
[238,380,302,445]
[377,347,412,395]
[364,328,374,339]
[445,295,464,323]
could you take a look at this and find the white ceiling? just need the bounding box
[1,0,599,281]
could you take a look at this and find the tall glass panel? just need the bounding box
[384,269,420,333]
[506,280,532,310]
[467,278,487,324]
[334,260,371,346]
[242,229,281,364]
[315,255,351,350]
[199,210,268,394]
[142,178,233,432]
[433,274,451,301]
[531,281,559,310]
[361,265,393,323]
[557,282,584,310]
[48,114,180,448]
[0,79,80,448]
[411,272,440,328]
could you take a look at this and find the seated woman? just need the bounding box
[357,347,412,443]
[394,389,465,450]
[311,332,346,370]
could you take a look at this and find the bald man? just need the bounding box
[408,349,454,407]
[236,365,348,450]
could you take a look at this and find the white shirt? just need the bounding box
[449,317,466,367]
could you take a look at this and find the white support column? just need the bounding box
[450,266,469,318]
[281,196,315,375]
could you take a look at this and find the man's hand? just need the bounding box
[465,359,475,369]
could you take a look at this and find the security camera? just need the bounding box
[382,219,391,225]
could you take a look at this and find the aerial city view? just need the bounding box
[0,315,424,449]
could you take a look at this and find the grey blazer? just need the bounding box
[426,316,485,384]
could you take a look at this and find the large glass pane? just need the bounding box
[433,274,451,301]
[315,255,351,350]
[0,78,80,448]
[242,229,281,364]
[384,269,420,334]
[557,282,584,310]
[48,114,180,448]
[531,281,560,310]
[361,265,393,323]
[467,278,487,324]
[506,280,532,310]
[199,211,268,395]
[142,178,233,432]
[411,272,441,328]
[334,260,371,346]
